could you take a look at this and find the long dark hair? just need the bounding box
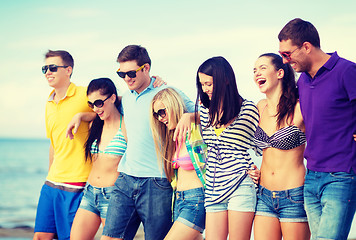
[259,53,298,128]
[84,78,121,162]
[196,56,243,127]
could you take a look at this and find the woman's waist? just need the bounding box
[176,170,203,191]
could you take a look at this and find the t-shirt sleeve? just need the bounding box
[344,63,356,101]
[171,87,196,113]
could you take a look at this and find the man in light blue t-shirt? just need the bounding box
[101,45,195,240]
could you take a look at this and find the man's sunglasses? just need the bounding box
[42,64,69,74]
[88,95,111,109]
[278,45,302,61]
[153,108,166,120]
[116,64,145,79]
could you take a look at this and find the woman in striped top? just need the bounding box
[196,56,261,240]
[70,78,128,239]
[253,53,310,240]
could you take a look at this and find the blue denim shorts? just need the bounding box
[255,185,307,222]
[174,187,205,233]
[205,176,256,213]
[34,181,83,239]
[102,173,173,240]
[78,183,115,219]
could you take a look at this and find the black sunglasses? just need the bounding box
[42,64,69,74]
[116,64,145,79]
[88,95,111,109]
[153,108,166,120]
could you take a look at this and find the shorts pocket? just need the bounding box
[153,177,172,189]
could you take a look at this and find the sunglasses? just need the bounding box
[116,64,145,79]
[153,108,166,120]
[42,64,69,74]
[278,46,302,61]
[87,95,111,109]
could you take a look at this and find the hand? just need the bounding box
[247,164,260,184]
[66,113,83,140]
[152,76,167,88]
[173,113,194,143]
[354,134,356,142]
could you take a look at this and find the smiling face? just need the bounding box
[118,60,150,94]
[44,56,71,89]
[198,72,214,100]
[279,39,312,73]
[87,90,115,121]
[254,56,283,94]
[153,100,175,130]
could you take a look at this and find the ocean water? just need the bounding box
[0,138,49,229]
[0,138,355,239]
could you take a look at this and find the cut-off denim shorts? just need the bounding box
[174,187,205,233]
[79,183,115,219]
[255,185,308,222]
[205,176,256,213]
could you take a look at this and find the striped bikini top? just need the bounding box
[90,115,127,156]
[254,104,306,150]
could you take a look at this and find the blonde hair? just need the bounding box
[150,88,187,182]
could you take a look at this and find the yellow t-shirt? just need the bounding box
[45,83,92,182]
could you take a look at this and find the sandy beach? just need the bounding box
[0,226,145,239]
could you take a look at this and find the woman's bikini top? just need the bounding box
[172,141,194,171]
[90,115,127,156]
[254,104,306,151]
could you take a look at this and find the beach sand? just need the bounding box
[0,226,144,239]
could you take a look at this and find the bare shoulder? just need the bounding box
[256,99,267,113]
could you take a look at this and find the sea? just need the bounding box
[1,138,356,239]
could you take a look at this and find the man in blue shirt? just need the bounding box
[101,45,195,240]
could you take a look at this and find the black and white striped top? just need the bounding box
[200,100,262,207]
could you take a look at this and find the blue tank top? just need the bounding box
[90,115,127,156]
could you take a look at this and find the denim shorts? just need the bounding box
[205,176,256,213]
[34,181,83,239]
[78,183,115,219]
[102,173,173,240]
[174,187,205,233]
[255,185,307,222]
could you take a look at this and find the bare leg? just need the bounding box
[254,215,282,240]
[70,209,102,240]
[164,221,203,240]
[228,211,254,240]
[281,222,310,240]
[205,211,228,240]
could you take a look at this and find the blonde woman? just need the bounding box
[150,88,205,240]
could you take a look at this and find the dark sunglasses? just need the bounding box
[42,64,69,74]
[278,45,302,61]
[116,64,145,79]
[153,108,166,120]
[87,95,111,109]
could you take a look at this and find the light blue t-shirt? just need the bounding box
[118,78,195,178]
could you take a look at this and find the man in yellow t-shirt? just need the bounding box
[33,50,93,240]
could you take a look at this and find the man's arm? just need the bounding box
[66,112,97,140]
[49,144,54,172]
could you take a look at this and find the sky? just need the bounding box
[1,0,356,138]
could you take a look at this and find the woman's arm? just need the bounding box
[66,112,97,140]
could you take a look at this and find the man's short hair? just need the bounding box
[117,45,151,67]
[278,18,320,48]
[45,50,74,68]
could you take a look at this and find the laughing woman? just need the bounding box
[70,78,127,240]
[253,53,310,240]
